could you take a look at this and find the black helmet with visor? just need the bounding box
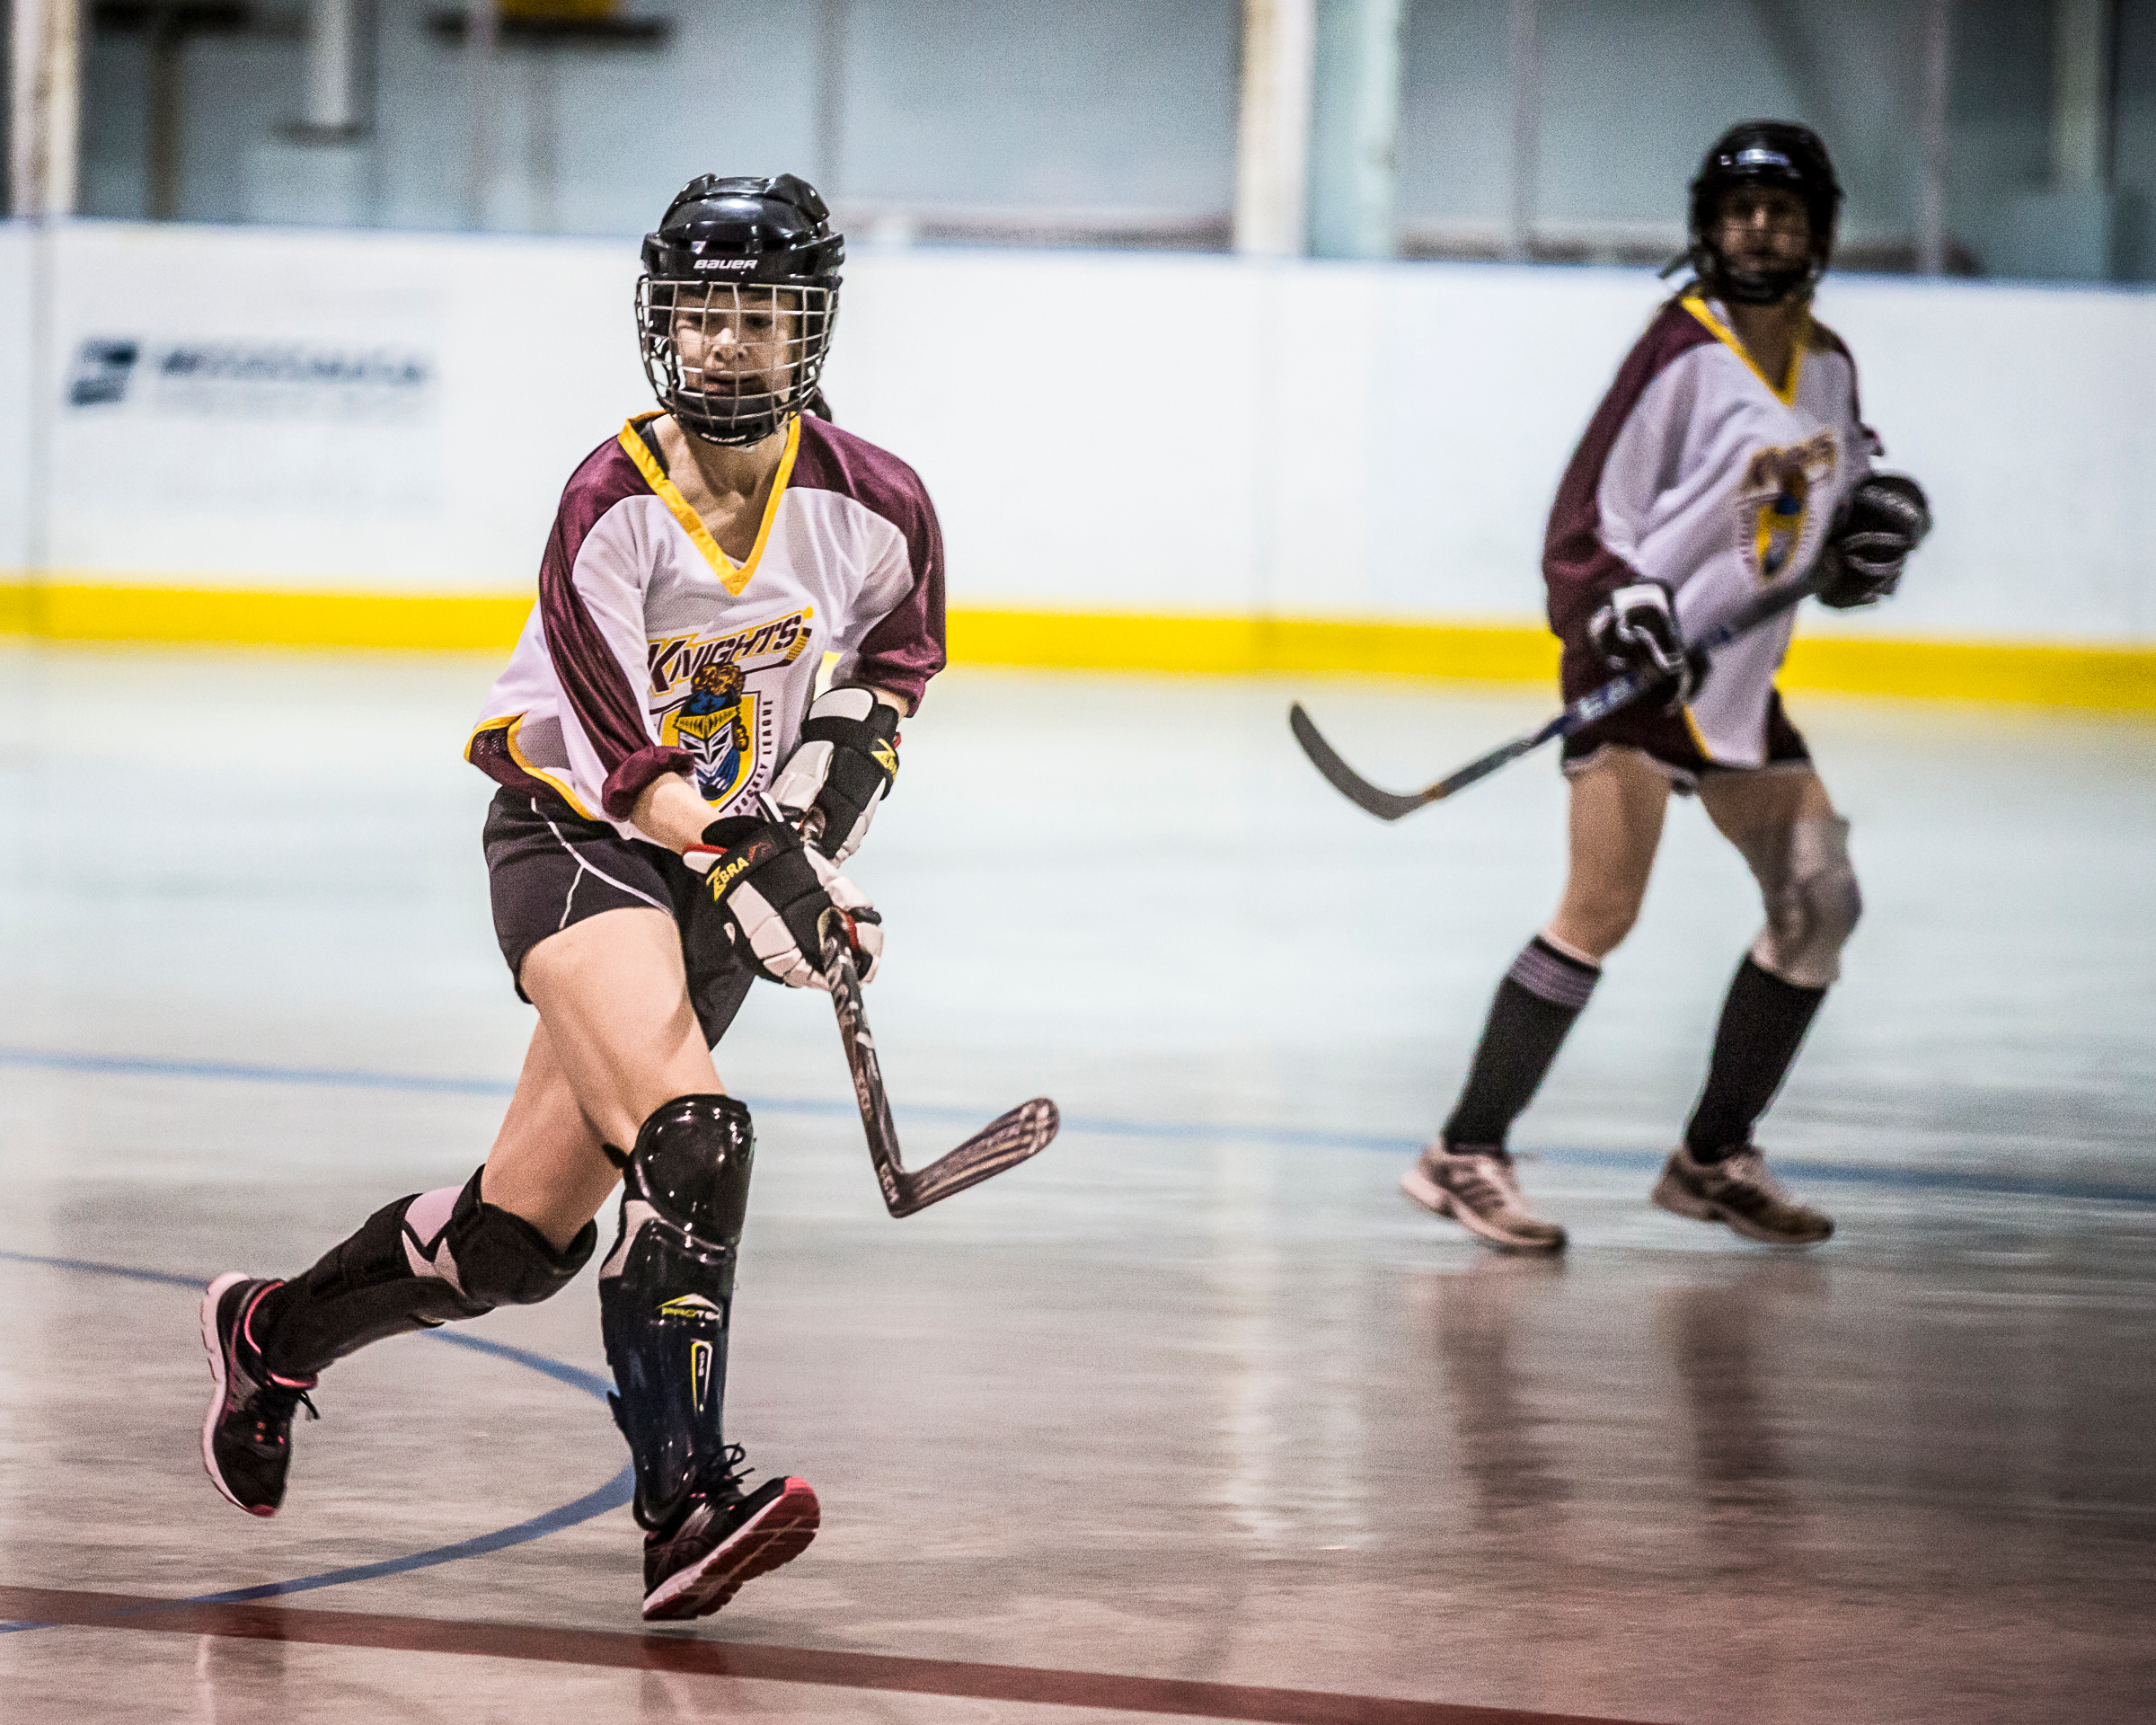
[637,172,844,446]
[1684,121,1842,305]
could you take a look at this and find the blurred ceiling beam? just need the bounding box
[462,0,497,229]
[2053,0,2116,190]
[301,0,362,136]
[1308,0,1404,260]
[815,0,847,200]
[1917,0,1950,276]
[9,0,82,218]
[1236,0,1315,256]
[1505,0,1536,264]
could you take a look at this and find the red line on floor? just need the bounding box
[1,1586,1653,1725]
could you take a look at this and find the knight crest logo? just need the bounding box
[649,606,811,812]
[661,662,755,804]
[1736,431,1838,585]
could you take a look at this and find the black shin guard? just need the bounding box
[253,1168,596,1381]
[1684,955,1828,1160]
[598,1093,755,1533]
[1442,935,1602,1150]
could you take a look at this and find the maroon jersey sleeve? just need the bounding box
[1542,299,1719,641]
[792,418,949,712]
[537,436,693,818]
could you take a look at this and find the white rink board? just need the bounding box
[4,218,2152,643]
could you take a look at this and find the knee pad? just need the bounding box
[403,1167,597,1309]
[1735,816,1861,989]
[600,1093,755,1275]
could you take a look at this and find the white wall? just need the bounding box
[9,219,2155,644]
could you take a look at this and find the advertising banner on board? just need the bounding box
[37,223,644,590]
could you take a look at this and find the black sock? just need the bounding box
[1684,955,1828,1162]
[1442,935,1601,1152]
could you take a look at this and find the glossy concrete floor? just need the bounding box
[2,645,2152,1725]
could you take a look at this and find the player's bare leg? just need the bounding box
[489,908,720,1243]
[1408,748,1674,1251]
[1651,765,1847,1244]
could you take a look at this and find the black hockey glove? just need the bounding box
[682,813,882,989]
[1588,579,1710,707]
[1819,473,1931,610]
[767,687,900,862]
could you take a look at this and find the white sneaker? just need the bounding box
[1401,1145,1567,1252]
[1651,1144,1833,1245]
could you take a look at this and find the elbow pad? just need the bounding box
[768,686,900,862]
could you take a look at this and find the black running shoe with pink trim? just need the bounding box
[200,1272,318,1517]
[641,1453,819,1622]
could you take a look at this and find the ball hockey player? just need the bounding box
[200,174,945,1620]
[1404,122,1931,1252]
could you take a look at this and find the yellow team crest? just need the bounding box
[660,662,756,806]
[1736,429,1838,585]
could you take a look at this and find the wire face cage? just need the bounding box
[636,277,839,446]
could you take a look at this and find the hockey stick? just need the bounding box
[1289,570,1828,822]
[817,919,1060,1217]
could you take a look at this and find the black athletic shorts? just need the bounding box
[1555,637,1810,789]
[481,788,755,1048]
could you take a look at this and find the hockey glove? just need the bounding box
[1819,473,1931,609]
[1588,579,1710,707]
[767,687,900,862]
[683,815,882,990]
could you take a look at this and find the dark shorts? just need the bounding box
[481,788,755,1048]
[1555,639,1811,790]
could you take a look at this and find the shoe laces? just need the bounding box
[711,1442,754,1497]
[251,1381,319,1438]
[1446,1151,1525,1216]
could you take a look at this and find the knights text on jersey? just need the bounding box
[465,411,946,834]
[1544,294,1878,766]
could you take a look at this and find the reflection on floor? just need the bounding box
[2,648,2152,1723]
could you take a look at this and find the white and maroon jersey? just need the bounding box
[1544,292,1878,765]
[468,411,945,836]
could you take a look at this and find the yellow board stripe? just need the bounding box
[2,582,2152,711]
[1,581,535,650]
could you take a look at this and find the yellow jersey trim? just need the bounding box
[464,713,601,822]
[616,413,800,598]
[1680,294,1807,406]
[1676,703,1721,764]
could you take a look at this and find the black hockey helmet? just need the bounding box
[1683,121,1842,305]
[637,173,844,446]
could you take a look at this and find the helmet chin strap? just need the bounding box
[1719,265,1812,306]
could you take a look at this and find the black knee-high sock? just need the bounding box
[252,1170,594,1381]
[1442,935,1601,1152]
[1684,955,1827,1161]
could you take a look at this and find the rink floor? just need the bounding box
[2,644,2152,1724]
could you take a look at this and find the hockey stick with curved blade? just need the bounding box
[818,922,1059,1217]
[1290,570,1828,822]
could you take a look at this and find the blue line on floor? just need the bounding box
[0,1250,632,1632]
[181,1463,636,1606]
[4,1044,2154,1208]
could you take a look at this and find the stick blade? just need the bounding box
[888,1097,1060,1217]
[1287,703,1427,822]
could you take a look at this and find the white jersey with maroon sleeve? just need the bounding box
[467,411,946,837]
[1543,293,1878,766]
